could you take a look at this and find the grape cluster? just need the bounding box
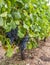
[19,34,29,51]
[19,34,29,60]
[6,27,18,44]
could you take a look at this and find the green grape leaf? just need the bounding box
[0,17,3,26]
[0,0,4,6]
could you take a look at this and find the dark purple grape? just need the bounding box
[6,32,11,38]
[10,37,15,44]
